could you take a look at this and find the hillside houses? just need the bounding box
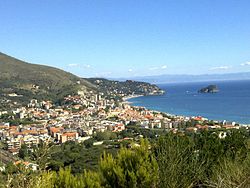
[0,90,249,157]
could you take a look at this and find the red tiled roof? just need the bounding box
[50,127,63,133]
[62,132,77,137]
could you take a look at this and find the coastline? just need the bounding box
[124,94,181,118]
[122,95,144,104]
[123,93,250,126]
[126,80,250,125]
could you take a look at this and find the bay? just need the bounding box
[128,80,250,124]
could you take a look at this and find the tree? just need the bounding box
[100,139,159,188]
[30,142,54,170]
[154,133,203,188]
[94,131,117,141]
[84,138,94,148]
[18,144,29,159]
[4,162,18,175]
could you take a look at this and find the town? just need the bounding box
[0,79,249,172]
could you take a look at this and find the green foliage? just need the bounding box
[30,142,54,170]
[154,133,199,188]
[53,167,83,188]
[122,125,166,140]
[18,144,29,159]
[83,138,94,148]
[48,141,117,173]
[4,162,18,175]
[5,167,101,188]
[0,52,96,105]
[222,129,249,159]
[0,114,37,125]
[94,131,117,141]
[4,163,35,188]
[207,155,250,188]
[1,131,249,188]
[87,78,163,97]
[100,139,158,188]
[154,130,250,187]
[81,170,102,188]
[0,174,6,188]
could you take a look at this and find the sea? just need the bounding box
[128,80,250,124]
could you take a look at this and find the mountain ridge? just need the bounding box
[0,52,163,109]
[0,52,96,106]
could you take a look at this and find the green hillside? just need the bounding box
[0,52,95,106]
[87,78,165,98]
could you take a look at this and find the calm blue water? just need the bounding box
[128,80,250,124]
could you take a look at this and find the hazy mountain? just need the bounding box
[115,73,250,84]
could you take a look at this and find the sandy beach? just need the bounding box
[122,95,143,104]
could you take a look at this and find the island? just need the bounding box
[0,52,249,188]
[198,85,219,93]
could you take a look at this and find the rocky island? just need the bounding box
[198,85,219,93]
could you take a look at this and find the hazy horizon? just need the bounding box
[1,1,250,78]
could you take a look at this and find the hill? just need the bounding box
[0,52,164,110]
[86,78,164,99]
[0,52,95,107]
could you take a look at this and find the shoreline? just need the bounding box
[122,95,144,104]
[122,94,250,126]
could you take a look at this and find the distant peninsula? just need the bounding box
[199,85,219,93]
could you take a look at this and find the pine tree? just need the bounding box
[100,139,159,188]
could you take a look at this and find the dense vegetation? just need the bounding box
[87,78,164,98]
[1,129,249,188]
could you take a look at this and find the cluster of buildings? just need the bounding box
[91,79,165,99]
[0,91,125,155]
[0,89,248,158]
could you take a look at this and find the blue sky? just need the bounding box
[1,0,250,78]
